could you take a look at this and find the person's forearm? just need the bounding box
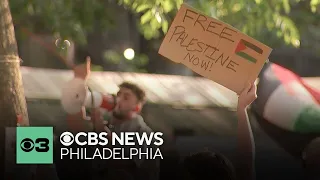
[237,107,255,154]
[237,106,255,180]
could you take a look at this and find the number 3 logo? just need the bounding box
[35,138,49,152]
[20,138,50,152]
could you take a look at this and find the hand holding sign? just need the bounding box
[159,4,272,94]
[238,82,258,110]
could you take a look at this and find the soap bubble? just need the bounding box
[55,38,71,50]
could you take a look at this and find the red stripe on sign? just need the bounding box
[235,40,246,53]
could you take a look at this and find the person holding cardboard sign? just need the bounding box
[159,4,260,180]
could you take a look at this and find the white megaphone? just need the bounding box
[61,78,88,114]
[61,78,116,115]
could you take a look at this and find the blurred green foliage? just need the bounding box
[10,0,116,45]
[104,50,149,72]
[91,64,104,71]
[120,0,320,48]
[311,0,320,12]
[9,0,320,48]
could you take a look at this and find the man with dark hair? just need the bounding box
[110,81,146,121]
[119,82,146,102]
[61,57,149,134]
[58,57,159,180]
[181,82,257,180]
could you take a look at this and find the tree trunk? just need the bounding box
[0,0,29,178]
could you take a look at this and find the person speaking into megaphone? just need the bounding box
[61,57,148,133]
[60,57,160,180]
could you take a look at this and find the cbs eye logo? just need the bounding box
[60,132,74,146]
[20,138,50,152]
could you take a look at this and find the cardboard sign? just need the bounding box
[159,4,272,94]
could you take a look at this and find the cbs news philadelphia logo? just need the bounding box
[16,127,53,164]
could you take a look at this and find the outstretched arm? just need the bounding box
[62,57,116,133]
[236,82,257,180]
[62,57,92,132]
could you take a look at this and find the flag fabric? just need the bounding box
[253,62,320,133]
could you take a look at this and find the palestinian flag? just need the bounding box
[253,63,320,133]
[235,39,263,63]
